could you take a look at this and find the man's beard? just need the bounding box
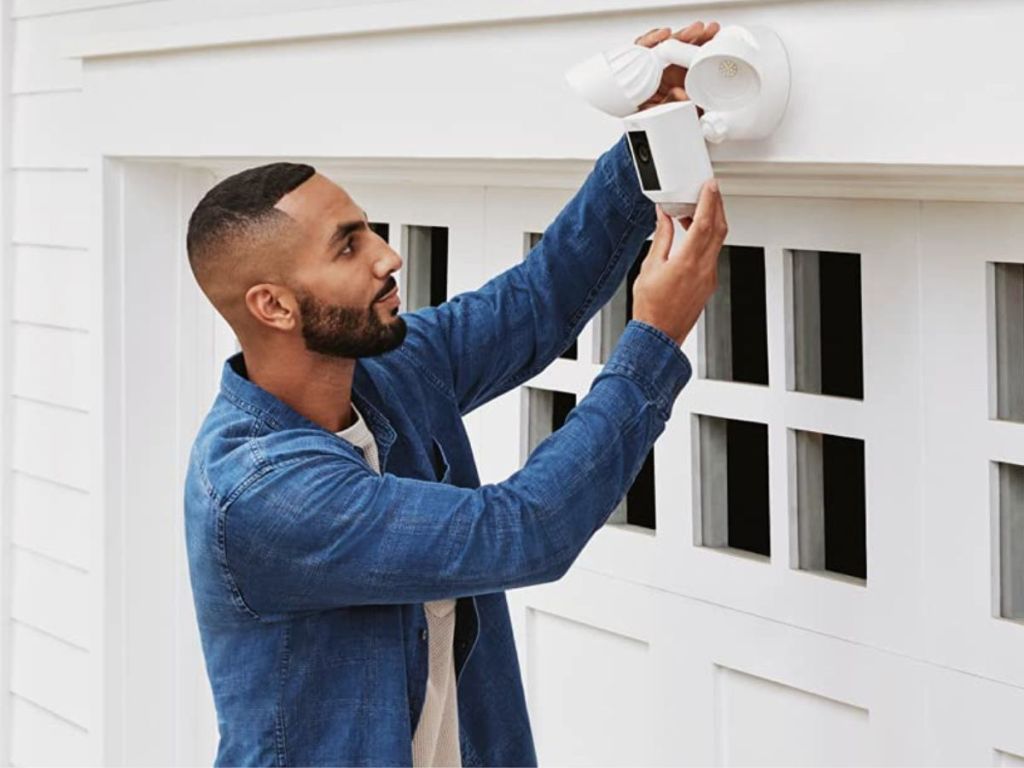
[297,283,407,359]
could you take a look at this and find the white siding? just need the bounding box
[11,170,89,247]
[12,324,90,410]
[12,0,153,19]
[5,17,100,745]
[9,622,90,728]
[10,547,89,649]
[11,471,90,571]
[11,92,86,168]
[2,3,371,763]
[2,0,1024,765]
[11,399,91,491]
[9,695,89,767]
[12,245,93,331]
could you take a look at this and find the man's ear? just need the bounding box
[244,283,300,331]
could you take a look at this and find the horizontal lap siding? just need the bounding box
[6,0,98,755]
[10,547,90,649]
[4,1,375,762]
[10,11,83,93]
[7,5,98,758]
[11,170,89,246]
[12,92,86,167]
[12,323,90,410]
[12,0,153,20]
[11,399,91,491]
[9,622,91,728]
[12,244,93,330]
[11,471,90,570]
[9,694,89,767]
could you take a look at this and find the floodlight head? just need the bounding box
[565,44,662,118]
[565,25,790,216]
[684,52,761,111]
[566,25,790,143]
[683,25,790,143]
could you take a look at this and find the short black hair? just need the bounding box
[186,162,316,272]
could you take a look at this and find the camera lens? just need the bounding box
[627,130,661,191]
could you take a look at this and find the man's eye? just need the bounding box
[337,240,354,258]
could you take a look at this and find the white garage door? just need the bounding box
[110,161,1024,765]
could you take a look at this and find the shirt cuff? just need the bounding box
[599,135,657,229]
[602,320,692,420]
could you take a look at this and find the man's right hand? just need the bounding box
[632,181,728,345]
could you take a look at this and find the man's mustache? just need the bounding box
[373,276,398,304]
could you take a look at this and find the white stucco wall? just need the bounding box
[0,0,1022,765]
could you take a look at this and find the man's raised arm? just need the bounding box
[400,136,654,415]
[399,21,721,415]
[221,182,727,616]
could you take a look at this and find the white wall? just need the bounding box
[2,2,475,764]
[1,0,1023,765]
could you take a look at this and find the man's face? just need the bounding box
[275,174,406,358]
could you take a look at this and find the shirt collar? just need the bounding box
[219,352,397,467]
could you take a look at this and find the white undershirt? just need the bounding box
[335,405,462,768]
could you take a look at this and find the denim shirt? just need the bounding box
[184,136,693,767]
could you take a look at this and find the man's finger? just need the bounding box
[635,27,671,47]
[704,175,728,244]
[666,86,688,103]
[712,183,728,239]
[634,28,654,45]
[672,21,704,43]
[647,205,675,262]
[687,179,721,244]
[697,21,721,44]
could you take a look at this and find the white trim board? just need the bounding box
[68,0,802,60]
[98,159,221,765]
[12,0,158,20]
[0,0,17,763]
[71,2,1024,168]
[129,156,1024,204]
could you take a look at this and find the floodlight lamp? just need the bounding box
[566,25,791,143]
[565,25,790,216]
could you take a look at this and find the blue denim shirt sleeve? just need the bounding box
[399,136,656,416]
[225,321,690,616]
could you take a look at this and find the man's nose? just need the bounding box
[374,246,403,278]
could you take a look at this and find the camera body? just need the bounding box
[622,100,713,218]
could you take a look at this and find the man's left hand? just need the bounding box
[634,21,721,110]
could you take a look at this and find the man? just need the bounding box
[184,21,726,767]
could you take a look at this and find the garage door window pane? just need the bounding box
[993,262,1024,422]
[998,461,1024,621]
[790,250,864,399]
[600,241,651,363]
[523,387,577,458]
[695,415,770,558]
[704,246,768,385]
[404,225,448,310]
[792,430,866,581]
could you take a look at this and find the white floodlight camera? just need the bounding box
[566,25,791,217]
